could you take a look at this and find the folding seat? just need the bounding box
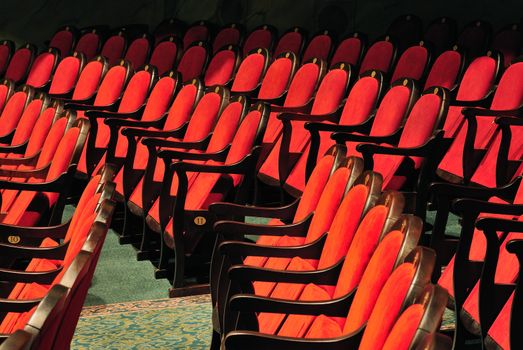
[183,20,212,49]
[492,23,522,68]
[219,189,404,337]
[25,48,60,90]
[273,27,307,58]
[48,25,79,57]
[47,52,87,97]
[229,48,271,96]
[176,41,210,82]
[330,32,366,67]
[457,20,493,59]
[222,246,435,349]
[50,55,109,103]
[203,45,240,87]
[423,45,465,91]
[100,29,127,66]
[0,92,49,149]
[337,87,448,216]
[254,58,327,169]
[423,17,457,55]
[440,51,502,138]
[74,26,107,60]
[89,70,180,176]
[0,117,89,226]
[124,33,153,70]
[293,74,413,196]
[0,78,15,114]
[74,63,150,177]
[119,88,235,244]
[436,60,523,184]
[213,23,244,54]
[386,14,423,52]
[257,62,351,189]
[301,30,335,63]
[0,86,35,140]
[4,44,36,84]
[242,24,277,57]
[0,40,15,76]
[390,41,431,83]
[153,17,186,45]
[357,36,397,75]
[149,35,182,75]
[151,102,269,294]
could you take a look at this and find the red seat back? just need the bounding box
[390,43,430,82]
[124,35,152,69]
[163,80,202,131]
[204,46,239,86]
[424,17,457,54]
[492,24,522,68]
[274,27,305,57]
[100,32,127,66]
[213,23,243,53]
[386,14,423,52]
[256,52,296,99]
[424,47,463,90]
[26,49,59,89]
[331,33,364,67]
[5,44,35,83]
[0,40,14,75]
[183,21,210,48]
[177,42,209,82]
[302,30,334,62]
[71,57,108,101]
[242,25,276,56]
[231,48,270,94]
[92,60,130,107]
[49,52,85,95]
[149,36,180,75]
[458,20,492,58]
[359,37,396,74]
[74,29,102,60]
[49,25,78,57]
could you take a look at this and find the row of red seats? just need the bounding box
[0,167,116,349]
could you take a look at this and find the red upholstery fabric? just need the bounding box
[205,102,243,151]
[75,33,99,60]
[0,92,27,137]
[118,70,151,112]
[182,92,222,141]
[49,56,81,95]
[382,304,425,350]
[149,40,178,75]
[163,84,198,130]
[231,53,266,93]
[330,205,390,297]
[310,69,348,115]
[124,38,150,69]
[331,37,362,66]
[177,46,207,82]
[49,30,74,56]
[302,34,332,62]
[305,314,343,338]
[0,84,8,112]
[71,61,104,101]
[375,93,441,189]
[244,155,334,267]
[93,65,127,106]
[356,263,416,348]
[101,35,126,66]
[490,62,523,110]
[274,31,303,57]
[5,48,32,83]
[26,52,55,88]
[204,50,236,86]
[9,99,43,145]
[456,56,497,101]
[213,27,241,53]
[359,40,394,74]
[243,29,273,56]
[23,107,56,157]
[317,184,371,269]
[0,45,10,73]
[141,77,176,121]
[257,57,292,99]
[184,25,209,49]
[391,45,428,82]
[486,293,513,350]
[424,50,461,90]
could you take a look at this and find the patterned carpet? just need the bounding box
[72,295,212,349]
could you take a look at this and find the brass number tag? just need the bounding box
[194,216,206,226]
[8,235,20,244]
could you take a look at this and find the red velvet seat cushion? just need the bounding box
[149,40,178,75]
[177,46,207,82]
[391,45,429,82]
[302,34,332,62]
[231,53,266,93]
[356,262,416,348]
[257,57,293,100]
[124,38,150,69]
[382,304,425,350]
[331,37,362,66]
[26,52,55,88]
[101,35,126,66]
[274,31,303,57]
[424,50,461,90]
[5,48,32,83]
[204,50,236,86]
[213,27,241,53]
[243,29,273,56]
[49,56,81,95]
[75,33,99,60]
[359,41,394,74]
[71,61,104,101]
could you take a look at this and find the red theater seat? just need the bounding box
[74,26,106,60]
[0,79,15,114]
[458,20,493,59]
[424,17,457,55]
[48,25,79,57]
[230,48,270,96]
[242,25,277,57]
[0,86,35,140]
[100,30,127,66]
[0,40,15,76]
[213,23,244,54]
[176,41,210,82]
[386,14,423,52]
[273,27,306,58]
[390,41,430,83]
[204,45,240,87]
[153,17,186,45]
[301,30,335,63]
[4,44,36,84]
[492,24,522,68]
[358,36,396,75]
[25,48,60,90]
[47,52,86,97]
[124,34,153,70]
[149,36,181,75]
[183,21,211,49]
[330,32,366,67]
[423,46,464,91]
